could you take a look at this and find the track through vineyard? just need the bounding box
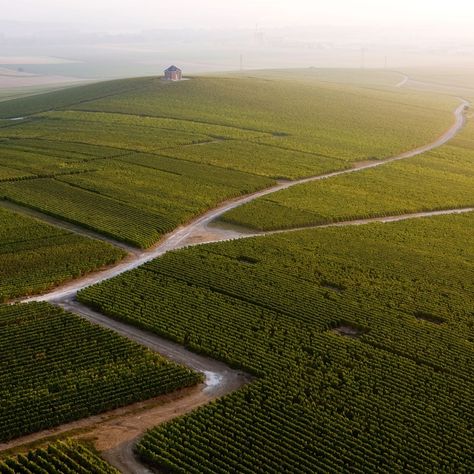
[19,95,469,305]
[6,82,472,472]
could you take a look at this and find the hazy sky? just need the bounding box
[2,0,474,36]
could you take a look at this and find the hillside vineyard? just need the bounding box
[0,69,472,473]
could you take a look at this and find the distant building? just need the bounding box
[164,65,182,81]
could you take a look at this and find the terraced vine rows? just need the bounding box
[0,206,125,302]
[0,441,119,474]
[0,303,202,443]
[0,72,472,472]
[78,212,474,472]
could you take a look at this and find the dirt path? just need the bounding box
[0,299,250,471]
[7,85,471,473]
[395,73,409,88]
[20,96,469,305]
[0,373,249,464]
[197,207,474,244]
[58,300,250,380]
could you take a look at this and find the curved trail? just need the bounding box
[202,207,474,243]
[23,97,469,305]
[395,73,409,88]
[8,86,470,472]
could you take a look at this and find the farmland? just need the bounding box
[0,68,472,472]
[221,133,474,230]
[0,77,156,119]
[0,440,118,473]
[72,76,457,161]
[0,206,125,302]
[160,140,350,179]
[78,213,474,472]
[0,303,201,442]
[0,71,463,250]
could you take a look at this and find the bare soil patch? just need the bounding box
[331,324,367,338]
[322,281,344,293]
[414,311,445,325]
[352,159,378,169]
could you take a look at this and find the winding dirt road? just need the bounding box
[395,73,409,88]
[200,207,474,243]
[21,97,469,305]
[5,85,471,472]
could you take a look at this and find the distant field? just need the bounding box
[402,68,474,90]
[0,64,84,104]
[0,440,118,473]
[0,302,201,442]
[0,85,70,103]
[78,213,474,473]
[72,75,457,161]
[228,68,406,88]
[221,124,474,230]
[0,206,125,302]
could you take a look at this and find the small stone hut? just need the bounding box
[164,65,182,81]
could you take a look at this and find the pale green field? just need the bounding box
[220,100,474,230]
[0,70,460,247]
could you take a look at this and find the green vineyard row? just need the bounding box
[0,303,202,442]
[78,213,474,472]
[0,206,125,302]
[0,441,118,474]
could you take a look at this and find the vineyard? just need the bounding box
[0,159,273,248]
[220,141,474,231]
[0,206,125,301]
[0,76,157,119]
[0,302,202,442]
[0,440,118,473]
[0,71,462,251]
[160,139,350,179]
[72,75,457,160]
[236,68,406,87]
[0,69,472,472]
[78,213,474,472]
[0,115,213,153]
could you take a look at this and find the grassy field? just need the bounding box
[0,206,125,302]
[78,213,474,472]
[221,121,474,230]
[0,303,201,442]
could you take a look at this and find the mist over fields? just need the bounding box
[1,1,474,83]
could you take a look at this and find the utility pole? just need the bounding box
[360,48,367,69]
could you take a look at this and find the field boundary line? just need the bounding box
[13,94,469,304]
